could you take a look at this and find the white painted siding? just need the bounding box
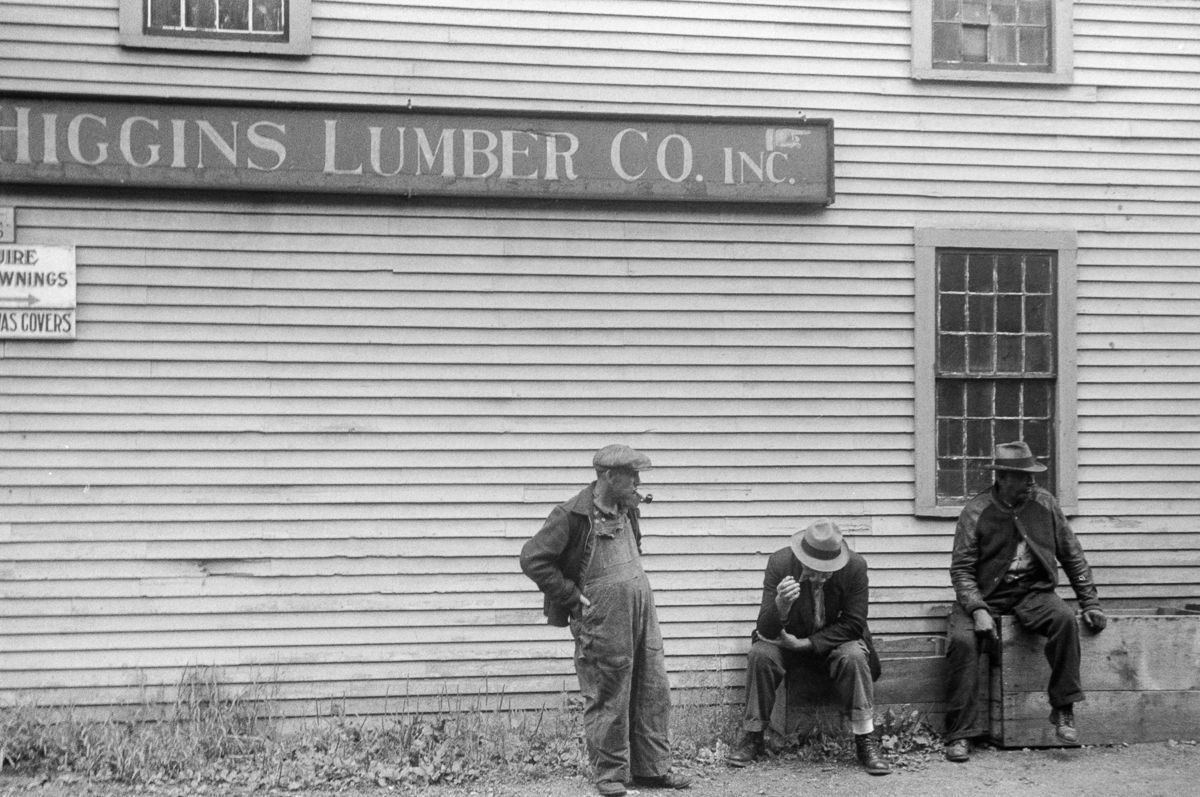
[2,0,1198,714]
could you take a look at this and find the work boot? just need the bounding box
[944,738,971,762]
[631,770,692,790]
[726,731,763,767]
[1050,705,1079,744]
[854,733,892,776]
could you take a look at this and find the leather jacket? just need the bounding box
[519,483,643,627]
[951,484,1100,614]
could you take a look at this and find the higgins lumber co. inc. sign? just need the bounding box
[0,98,833,204]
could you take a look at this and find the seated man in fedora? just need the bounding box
[727,519,891,776]
[943,441,1107,763]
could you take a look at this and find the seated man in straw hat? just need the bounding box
[943,441,1107,763]
[727,519,891,775]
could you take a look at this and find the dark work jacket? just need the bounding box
[755,546,881,681]
[519,482,643,627]
[951,484,1100,615]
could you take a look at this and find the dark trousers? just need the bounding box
[741,639,875,732]
[944,589,1083,741]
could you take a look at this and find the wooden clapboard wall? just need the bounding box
[1,0,1198,715]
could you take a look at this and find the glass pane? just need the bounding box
[963,0,989,24]
[995,381,1021,417]
[997,336,1024,371]
[1019,0,1049,25]
[940,334,966,372]
[938,460,964,499]
[940,294,967,332]
[991,0,1017,24]
[1024,419,1050,457]
[221,0,250,32]
[968,294,995,333]
[1026,255,1052,292]
[967,418,993,456]
[1025,295,1049,332]
[1019,27,1048,65]
[938,380,964,417]
[934,0,962,22]
[150,0,181,28]
[939,419,964,457]
[187,0,217,29]
[997,257,1023,292]
[990,26,1017,64]
[1026,335,1052,372]
[997,294,1022,332]
[962,26,988,62]
[253,0,284,32]
[933,23,963,62]
[1024,381,1050,417]
[995,417,1020,443]
[968,254,994,292]
[968,334,994,372]
[939,252,967,292]
[966,381,993,417]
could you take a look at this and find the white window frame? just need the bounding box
[120,0,312,56]
[911,0,1073,84]
[914,227,1078,517]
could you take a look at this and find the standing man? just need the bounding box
[726,518,891,776]
[943,441,1107,763]
[520,444,690,797]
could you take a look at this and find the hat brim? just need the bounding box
[790,537,850,572]
[994,463,1048,473]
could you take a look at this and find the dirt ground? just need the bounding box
[3,740,1198,797]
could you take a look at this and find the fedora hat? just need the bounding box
[992,441,1047,473]
[790,518,849,572]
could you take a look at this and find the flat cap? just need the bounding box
[592,443,652,471]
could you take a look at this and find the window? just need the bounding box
[911,0,1073,84]
[120,0,311,55]
[915,229,1077,516]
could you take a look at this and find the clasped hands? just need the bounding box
[759,575,814,653]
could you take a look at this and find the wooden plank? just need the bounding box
[997,690,1200,747]
[1000,615,1200,693]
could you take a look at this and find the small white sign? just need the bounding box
[0,244,76,339]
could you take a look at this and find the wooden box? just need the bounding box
[991,611,1200,747]
[773,636,949,736]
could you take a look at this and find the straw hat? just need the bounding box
[790,518,849,572]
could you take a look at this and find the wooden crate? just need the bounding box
[991,611,1200,747]
[773,636,949,736]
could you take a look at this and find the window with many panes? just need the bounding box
[934,248,1056,502]
[932,0,1050,72]
[914,229,1078,516]
[911,0,1072,84]
[120,0,311,55]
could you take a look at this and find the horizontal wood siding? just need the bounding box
[2,0,1198,714]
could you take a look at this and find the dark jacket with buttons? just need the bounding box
[519,482,643,627]
[951,484,1100,614]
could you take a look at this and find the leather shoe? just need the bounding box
[726,731,763,767]
[944,738,971,762]
[596,781,626,796]
[1050,705,1079,744]
[854,733,892,776]
[631,771,692,790]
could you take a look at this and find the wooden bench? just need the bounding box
[989,609,1200,746]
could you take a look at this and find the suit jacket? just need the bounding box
[755,546,881,680]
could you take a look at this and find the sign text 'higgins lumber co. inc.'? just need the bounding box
[0,98,833,204]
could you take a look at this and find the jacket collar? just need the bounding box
[563,482,598,516]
